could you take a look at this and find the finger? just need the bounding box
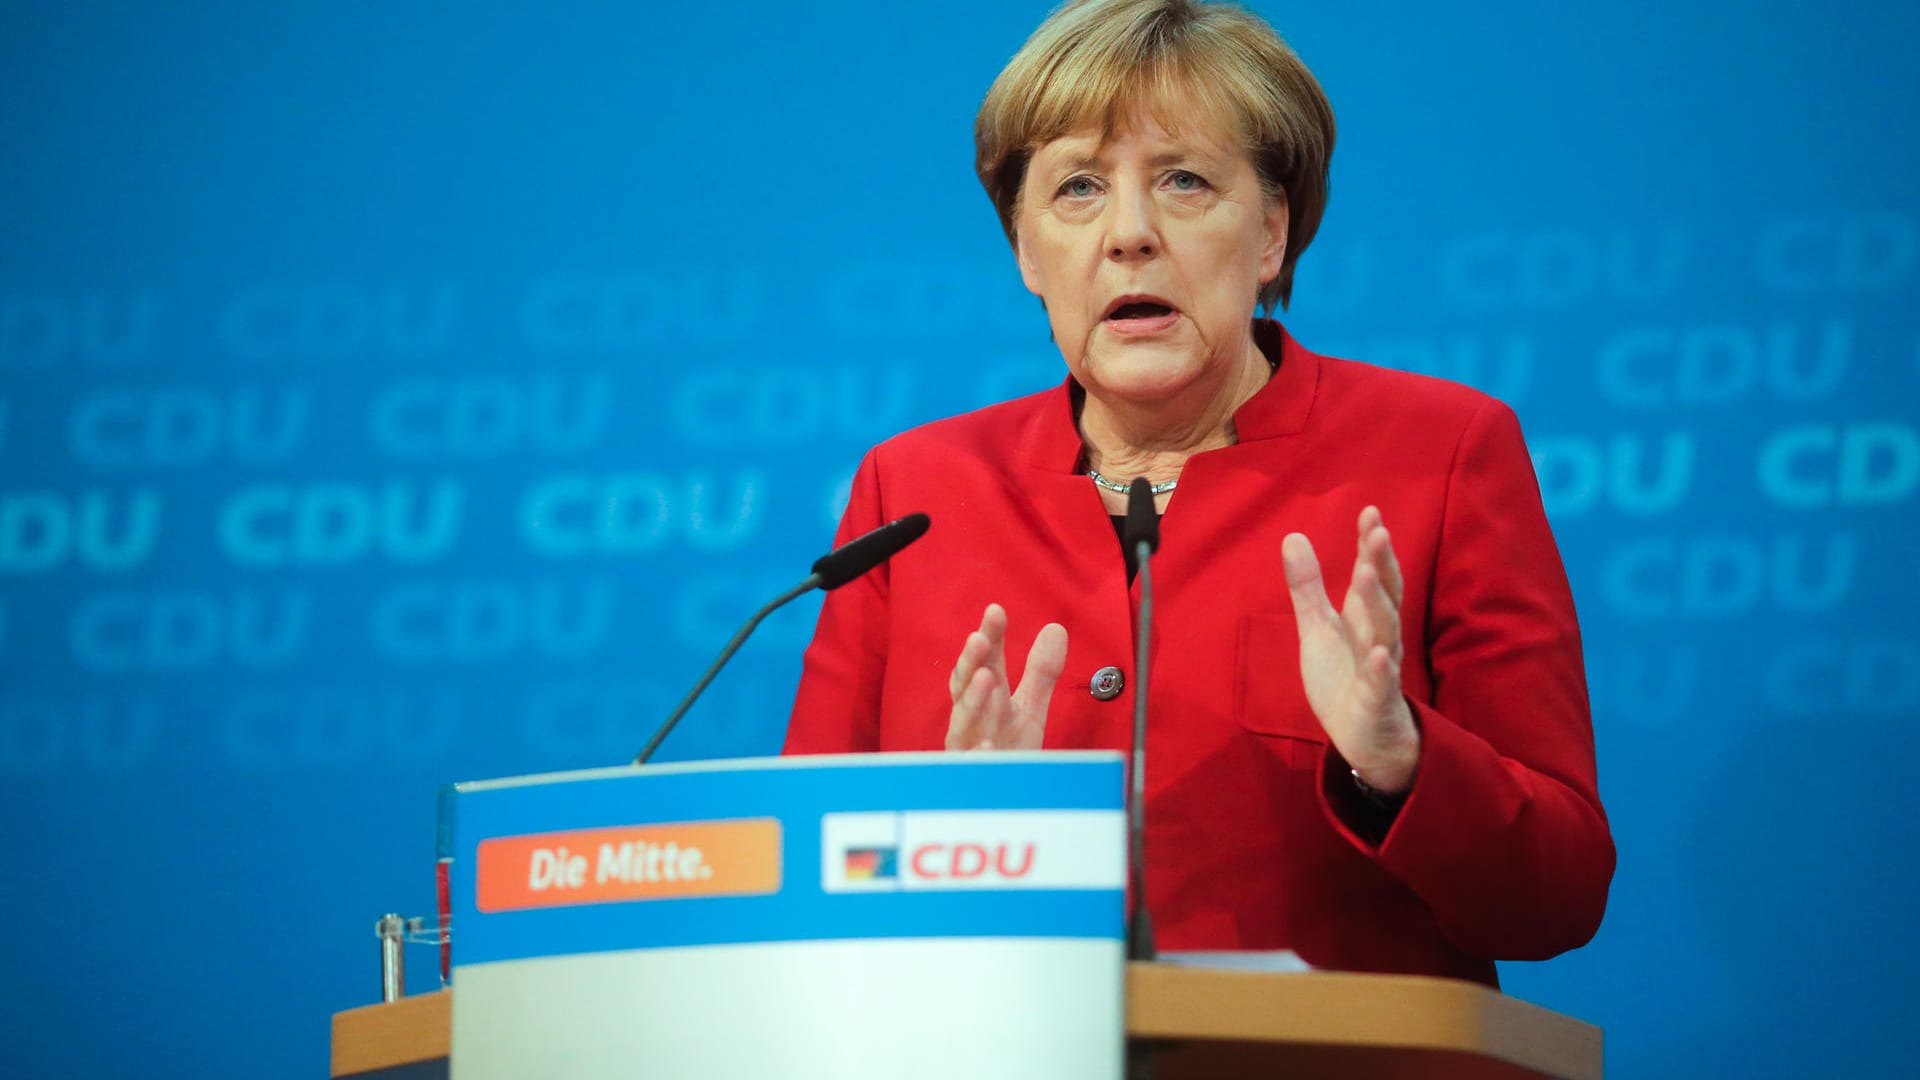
[949,605,1009,700]
[1366,517,1405,610]
[1282,533,1340,634]
[947,666,1000,750]
[1010,622,1069,716]
[1356,505,1383,552]
[948,633,972,700]
[1356,643,1402,716]
[947,629,993,702]
[1354,561,1402,660]
[979,603,1011,689]
[1341,560,1380,655]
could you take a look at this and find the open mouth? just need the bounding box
[1102,295,1180,333]
[1107,301,1175,321]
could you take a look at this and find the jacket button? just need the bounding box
[1089,666,1125,700]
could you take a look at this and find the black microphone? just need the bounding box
[1123,476,1160,558]
[632,512,932,765]
[1124,477,1158,962]
[811,511,931,590]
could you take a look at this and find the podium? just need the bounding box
[337,753,1601,1079]
[333,969,1600,1079]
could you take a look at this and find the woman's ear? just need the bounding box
[1259,188,1290,285]
[1015,223,1044,297]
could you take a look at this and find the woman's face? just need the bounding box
[1015,109,1288,407]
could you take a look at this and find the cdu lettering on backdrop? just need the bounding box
[218,282,457,360]
[1531,433,1695,518]
[0,696,161,773]
[1757,423,1918,509]
[369,376,611,458]
[69,590,310,671]
[1438,227,1690,307]
[1335,335,1534,404]
[518,472,762,555]
[1753,212,1915,293]
[69,387,311,467]
[0,491,159,573]
[223,687,461,767]
[1597,321,1850,407]
[1599,533,1855,619]
[669,368,913,445]
[217,481,463,566]
[1763,639,1920,716]
[518,270,766,349]
[369,579,615,663]
[0,293,159,368]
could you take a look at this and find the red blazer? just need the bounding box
[785,322,1614,986]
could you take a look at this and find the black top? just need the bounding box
[1109,513,1156,583]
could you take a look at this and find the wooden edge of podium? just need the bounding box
[332,966,1600,1080]
[332,989,450,1077]
[1126,964,1601,1080]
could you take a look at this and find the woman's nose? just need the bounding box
[1105,189,1158,260]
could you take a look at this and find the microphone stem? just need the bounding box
[633,573,823,765]
[1127,539,1156,961]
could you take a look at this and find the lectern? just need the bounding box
[334,753,1601,1079]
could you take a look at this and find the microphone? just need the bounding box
[1123,476,1160,558]
[632,512,932,765]
[811,511,931,589]
[1124,478,1158,962]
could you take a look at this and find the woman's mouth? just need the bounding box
[1103,299,1180,336]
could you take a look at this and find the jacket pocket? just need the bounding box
[1234,613,1327,745]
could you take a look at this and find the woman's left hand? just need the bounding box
[1281,506,1421,795]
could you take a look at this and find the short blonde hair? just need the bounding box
[974,0,1335,310]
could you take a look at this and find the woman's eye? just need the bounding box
[1167,171,1205,192]
[1063,177,1099,198]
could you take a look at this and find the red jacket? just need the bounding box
[785,322,1614,985]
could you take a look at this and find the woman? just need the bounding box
[785,0,1612,987]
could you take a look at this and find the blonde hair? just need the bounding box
[974,0,1334,310]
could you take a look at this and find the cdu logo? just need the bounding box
[68,387,310,467]
[1596,321,1850,407]
[518,269,766,349]
[815,258,1035,341]
[218,282,457,360]
[1757,423,1918,509]
[0,696,161,773]
[369,578,615,663]
[668,368,914,445]
[1532,433,1695,518]
[0,293,159,368]
[518,472,762,556]
[68,589,310,671]
[842,846,899,883]
[820,810,1123,894]
[368,375,612,458]
[217,481,463,566]
[1762,639,1920,716]
[0,491,161,574]
[1753,212,1915,294]
[1437,227,1690,307]
[222,687,462,767]
[1599,533,1855,619]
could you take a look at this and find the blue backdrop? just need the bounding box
[3,2,1916,1076]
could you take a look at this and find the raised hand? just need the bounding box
[1280,506,1421,794]
[945,603,1069,752]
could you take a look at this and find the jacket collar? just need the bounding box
[1021,319,1322,472]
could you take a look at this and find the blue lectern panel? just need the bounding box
[451,752,1126,966]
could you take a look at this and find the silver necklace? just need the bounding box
[1086,469,1176,495]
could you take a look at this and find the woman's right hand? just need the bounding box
[945,603,1068,751]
